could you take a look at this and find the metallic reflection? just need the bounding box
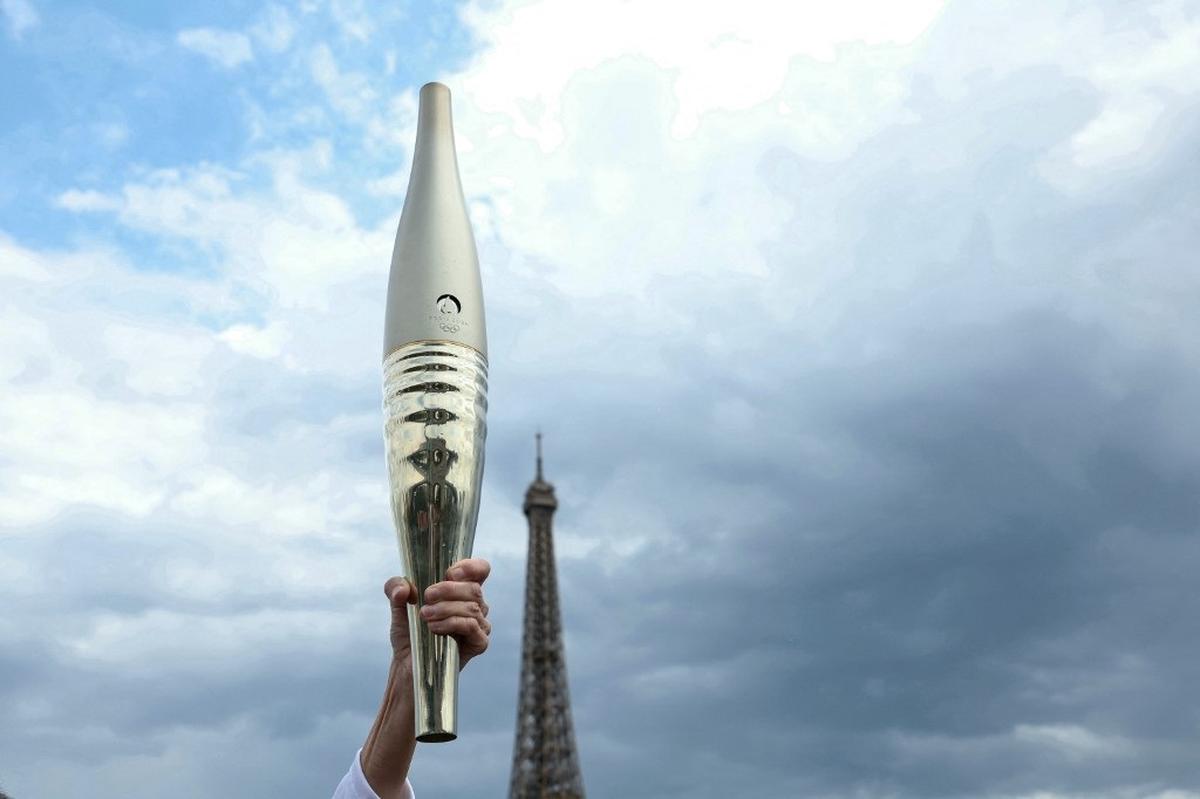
[383,339,487,742]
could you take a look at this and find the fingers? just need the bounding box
[424,615,490,653]
[424,579,484,605]
[421,599,489,623]
[445,557,490,584]
[381,559,493,663]
[427,560,492,660]
[383,576,417,607]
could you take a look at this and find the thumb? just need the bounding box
[385,577,415,660]
[385,577,415,616]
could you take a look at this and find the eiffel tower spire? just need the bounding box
[509,434,586,799]
[535,430,544,482]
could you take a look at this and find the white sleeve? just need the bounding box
[332,748,415,799]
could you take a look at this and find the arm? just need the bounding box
[334,559,493,799]
[358,657,418,798]
[357,577,418,798]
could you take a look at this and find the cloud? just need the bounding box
[54,158,389,326]
[56,189,121,212]
[5,0,1200,797]
[416,1,1200,795]
[218,321,291,360]
[1,0,38,39]
[308,43,377,121]
[0,218,400,797]
[994,792,1200,799]
[1012,724,1133,759]
[177,27,254,69]
[328,0,373,42]
[250,5,296,53]
[1069,2,1200,171]
[456,0,947,145]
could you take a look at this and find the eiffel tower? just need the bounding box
[508,434,586,799]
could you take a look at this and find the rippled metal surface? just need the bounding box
[383,339,487,742]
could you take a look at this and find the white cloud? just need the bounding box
[2,0,38,39]
[103,323,216,397]
[218,321,290,359]
[94,121,130,149]
[1013,723,1134,759]
[1039,2,1199,187]
[0,387,207,524]
[309,43,377,120]
[55,161,389,326]
[0,242,210,526]
[0,306,53,381]
[453,0,945,149]
[168,465,381,540]
[56,188,120,212]
[0,313,210,524]
[250,4,296,53]
[424,2,939,302]
[0,233,53,280]
[329,0,372,42]
[1066,92,1168,168]
[177,27,255,69]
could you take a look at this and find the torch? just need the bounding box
[382,82,487,742]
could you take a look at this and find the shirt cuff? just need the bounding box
[332,748,414,799]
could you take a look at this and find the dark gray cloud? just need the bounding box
[422,12,1200,796]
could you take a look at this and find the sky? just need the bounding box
[2,0,1200,797]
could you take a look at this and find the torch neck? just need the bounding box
[410,83,463,197]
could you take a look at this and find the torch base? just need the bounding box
[416,731,458,744]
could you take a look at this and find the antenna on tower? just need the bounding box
[535,430,544,482]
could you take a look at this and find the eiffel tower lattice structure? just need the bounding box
[508,434,586,799]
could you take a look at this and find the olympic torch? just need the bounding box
[382,82,487,742]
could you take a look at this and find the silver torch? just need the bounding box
[382,82,487,743]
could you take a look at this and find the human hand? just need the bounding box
[383,557,492,669]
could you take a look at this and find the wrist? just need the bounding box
[361,657,417,798]
[373,658,415,734]
[390,654,413,678]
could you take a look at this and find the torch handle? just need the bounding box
[406,604,462,742]
[383,340,488,742]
